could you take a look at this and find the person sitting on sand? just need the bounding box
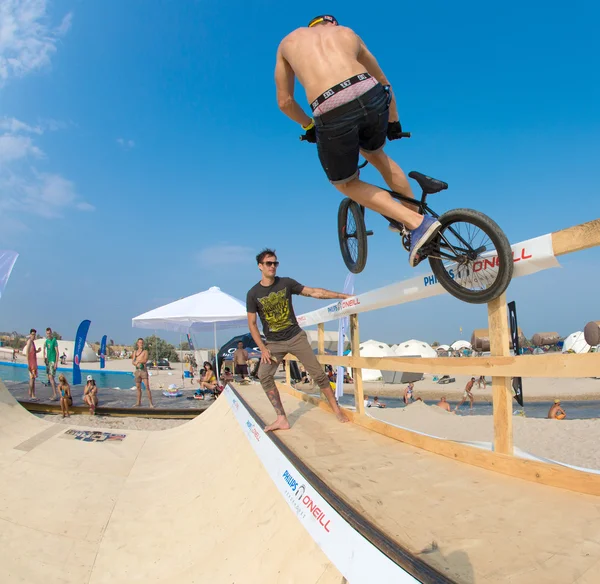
[222,367,234,384]
[436,396,452,412]
[57,374,72,418]
[455,377,475,412]
[83,375,98,415]
[373,396,387,408]
[548,399,566,419]
[403,382,415,404]
[364,396,372,408]
[199,361,218,395]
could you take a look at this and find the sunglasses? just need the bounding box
[262,261,279,267]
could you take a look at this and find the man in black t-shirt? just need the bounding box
[247,248,350,431]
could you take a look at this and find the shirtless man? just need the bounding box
[132,338,154,407]
[548,399,566,419]
[24,328,41,400]
[436,396,452,412]
[275,15,441,267]
[455,377,475,412]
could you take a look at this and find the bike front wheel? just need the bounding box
[337,199,368,274]
[428,208,513,304]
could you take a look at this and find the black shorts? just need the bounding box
[315,83,390,184]
[235,364,248,375]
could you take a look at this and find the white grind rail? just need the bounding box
[297,234,559,328]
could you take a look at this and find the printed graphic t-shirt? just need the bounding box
[246,277,304,342]
[45,337,58,363]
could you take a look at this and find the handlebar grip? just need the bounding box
[299,134,307,141]
[400,132,411,138]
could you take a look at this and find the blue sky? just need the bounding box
[1,0,599,348]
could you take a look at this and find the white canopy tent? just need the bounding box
[562,331,591,354]
[451,340,472,351]
[395,340,438,359]
[348,339,395,382]
[132,286,247,383]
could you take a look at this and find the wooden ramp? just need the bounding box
[0,380,341,584]
[236,385,600,584]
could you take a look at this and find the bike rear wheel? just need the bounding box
[337,199,368,274]
[428,208,513,304]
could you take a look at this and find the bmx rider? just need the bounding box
[275,14,441,266]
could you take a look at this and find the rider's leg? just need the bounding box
[360,148,419,211]
[334,177,423,229]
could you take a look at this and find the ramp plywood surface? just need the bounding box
[0,380,341,584]
[237,385,600,584]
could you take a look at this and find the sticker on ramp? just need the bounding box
[61,429,127,443]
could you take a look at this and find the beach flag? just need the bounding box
[0,250,18,300]
[187,333,195,351]
[336,273,355,400]
[100,335,107,369]
[73,320,91,385]
[508,301,524,406]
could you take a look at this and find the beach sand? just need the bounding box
[327,373,600,402]
[34,412,188,431]
[367,399,600,471]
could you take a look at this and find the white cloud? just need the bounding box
[0,117,43,134]
[0,134,43,161]
[197,245,255,267]
[116,137,135,149]
[0,0,72,84]
[0,117,93,220]
[0,4,86,226]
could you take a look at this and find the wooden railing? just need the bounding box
[279,218,600,494]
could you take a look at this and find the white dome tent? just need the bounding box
[562,331,591,354]
[436,344,450,352]
[451,340,472,351]
[395,340,438,359]
[349,339,394,382]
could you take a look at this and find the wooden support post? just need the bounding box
[317,323,325,398]
[318,323,325,353]
[488,293,513,455]
[350,314,365,415]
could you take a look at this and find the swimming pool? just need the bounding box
[0,362,134,389]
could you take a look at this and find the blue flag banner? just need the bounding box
[187,333,195,351]
[100,335,107,369]
[73,320,91,385]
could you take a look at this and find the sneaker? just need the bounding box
[408,215,441,267]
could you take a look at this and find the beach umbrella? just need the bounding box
[132,286,247,382]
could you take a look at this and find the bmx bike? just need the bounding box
[301,132,514,304]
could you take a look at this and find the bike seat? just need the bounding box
[409,171,448,195]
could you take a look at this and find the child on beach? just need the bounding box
[58,374,71,418]
[84,375,98,415]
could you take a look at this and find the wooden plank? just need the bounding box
[487,294,513,455]
[285,352,600,378]
[350,314,365,415]
[275,382,600,497]
[552,218,600,256]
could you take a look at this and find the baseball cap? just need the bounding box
[87,375,94,381]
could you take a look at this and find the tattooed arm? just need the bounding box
[300,287,351,300]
